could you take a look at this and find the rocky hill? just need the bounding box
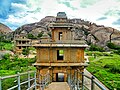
[0,23,12,34]
[13,16,120,47]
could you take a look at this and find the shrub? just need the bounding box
[104,64,120,73]
[104,64,112,68]
[109,65,120,73]
[2,54,10,60]
[113,49,120,55]
[37,32,43,38]
[89,44,104,52]
[86,51,104,56]
[107,42,115,49]
[107,42,120,50]
[103,52,113,56]
[27,34,37,39]
[22,48,30,56]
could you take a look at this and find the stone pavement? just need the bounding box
[44,82,70,90]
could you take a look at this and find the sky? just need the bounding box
[0,0,120,31]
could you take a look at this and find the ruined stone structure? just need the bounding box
[33,12,88,82]
[14,31,32,55]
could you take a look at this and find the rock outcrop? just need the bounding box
[13,16,120,47]
[0,23,12,34]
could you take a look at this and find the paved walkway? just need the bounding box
[44,82,70,90]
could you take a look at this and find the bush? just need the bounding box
[89,44,104,52]
[37,32,43,38]
[107,42,115,49]
[113,49,120,55]
[22,48,30,56]
[27,34,37,39]
[102,52,113,56]
[2,54,10,60]
[107,42,120,50]
[0,42,13,50]
[104,64,120,73]
[109,65,120,73]
[104,64,112,68]
[86,51,104,56]
[107,43,120,55]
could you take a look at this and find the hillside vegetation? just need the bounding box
[0,54,36,89]
[0,42,13,50]
[86,51,120,90]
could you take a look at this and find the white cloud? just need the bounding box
[2,0,120,30]
[11,3,29,10]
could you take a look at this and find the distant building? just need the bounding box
[14,31,32,55]
[33,12,88,82]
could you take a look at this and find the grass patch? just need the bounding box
[87,53,120,90]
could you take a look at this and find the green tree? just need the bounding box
[89,44,104,52]
[107,42,120,50]
[2,53,10,60]
[37,32,43,38]
[22,48,30,57]
[27,34,37,39]
[107,42,116,49]
[0,42,5,50]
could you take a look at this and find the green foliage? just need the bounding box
[0,54,36,90]
[113,49,120,55]
[37,32,43,38]
[107,42,120,55]
[0,42,13,50]
[107,42,116,49]
[29,47,35,50]
[89,44,104,52]
[107,42,120,50]
[22,48,30,56]
[27,34,37,39]
[109,65,120,73]
[0,70,15,76]
[2,78,17,90]
[87,53,120,89]
[0,54,36,76]
[2,53,10,60]
[85,51,112,57]
[104,64,120,73]
[103,64,112,68]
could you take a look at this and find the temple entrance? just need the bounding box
[56,73,64,82]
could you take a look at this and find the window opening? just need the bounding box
[19,46,21,49]
[59,32,63,40]
[57,50,64,60]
